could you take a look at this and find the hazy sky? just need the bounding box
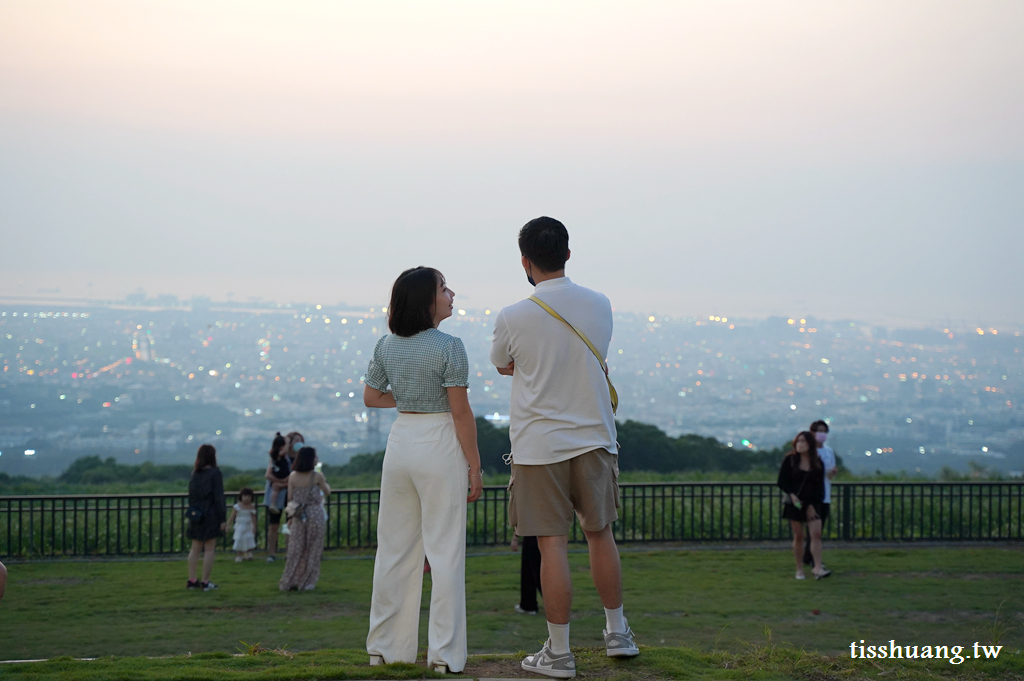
[2,1,1022,327]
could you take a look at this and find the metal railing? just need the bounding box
[2,482,1022,558]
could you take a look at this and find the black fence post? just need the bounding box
[840,483,851,540]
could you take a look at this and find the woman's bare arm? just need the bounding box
[447,386,482,502]
[316,472,332,496]
[364,385,397,409]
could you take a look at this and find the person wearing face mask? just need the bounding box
[805,420,837,569]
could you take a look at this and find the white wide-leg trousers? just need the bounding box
[366,412,468,672]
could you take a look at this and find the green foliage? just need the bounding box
[58,456,185,485]
[476,415,512,472]
[0,418,1007,498]
[224,474,262,492]
[335,450,385,475]
[56,455,250,486]
[616,420,784,473]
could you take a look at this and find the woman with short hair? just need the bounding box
[364,266,483,674]
[186,444,226,590]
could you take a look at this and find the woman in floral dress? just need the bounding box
[279,446,330,591]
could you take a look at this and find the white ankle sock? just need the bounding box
[605,606,626,634]
[546,622,571,655]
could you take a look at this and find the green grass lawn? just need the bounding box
[3,645,1023,681]
[2,545,1022,679]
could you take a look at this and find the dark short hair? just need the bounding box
[787,431,822,470]
[519,217,569,273]
[810,420,829,433]
[194,444,217,472]
[238,487,255,500]
[388,267,443,337]
[269,432,287,461]
[294,446,317,472]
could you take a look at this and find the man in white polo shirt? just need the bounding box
[491,216,638,679]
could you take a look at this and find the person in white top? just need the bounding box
[491,217,638,679]
[806,420,838,569]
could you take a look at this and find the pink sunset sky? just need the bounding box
[1,1,1022,326]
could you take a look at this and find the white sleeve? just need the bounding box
[489,310,513,368]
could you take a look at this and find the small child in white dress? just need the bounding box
[226,487,258,562]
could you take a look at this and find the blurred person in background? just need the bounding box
[285,432,305,465]
[278,432,306,541]
[804,420,837,569]
[264,432,290,562]
[0,561,7,601]
[279,446,331,591]
[186,444,226,591]
[226,487,258,562]
[511,534,542,616]
[778,431,830,580]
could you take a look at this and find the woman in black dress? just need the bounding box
[186,444,226,590]
[777,431,830,580]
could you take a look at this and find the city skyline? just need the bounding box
[2,289,1022,335]
[2,298,1021,480]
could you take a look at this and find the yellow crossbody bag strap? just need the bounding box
[529,296,618,414]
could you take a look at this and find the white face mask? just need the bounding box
[815,431,828,444]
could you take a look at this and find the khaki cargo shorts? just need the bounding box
[508,448,620,536]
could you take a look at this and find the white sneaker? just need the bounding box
[521,640,576,679]
[603,621,640,657]
[369,654,383,666]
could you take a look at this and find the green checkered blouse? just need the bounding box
[363,328,470,412]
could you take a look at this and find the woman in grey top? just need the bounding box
[363,266,482,675]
